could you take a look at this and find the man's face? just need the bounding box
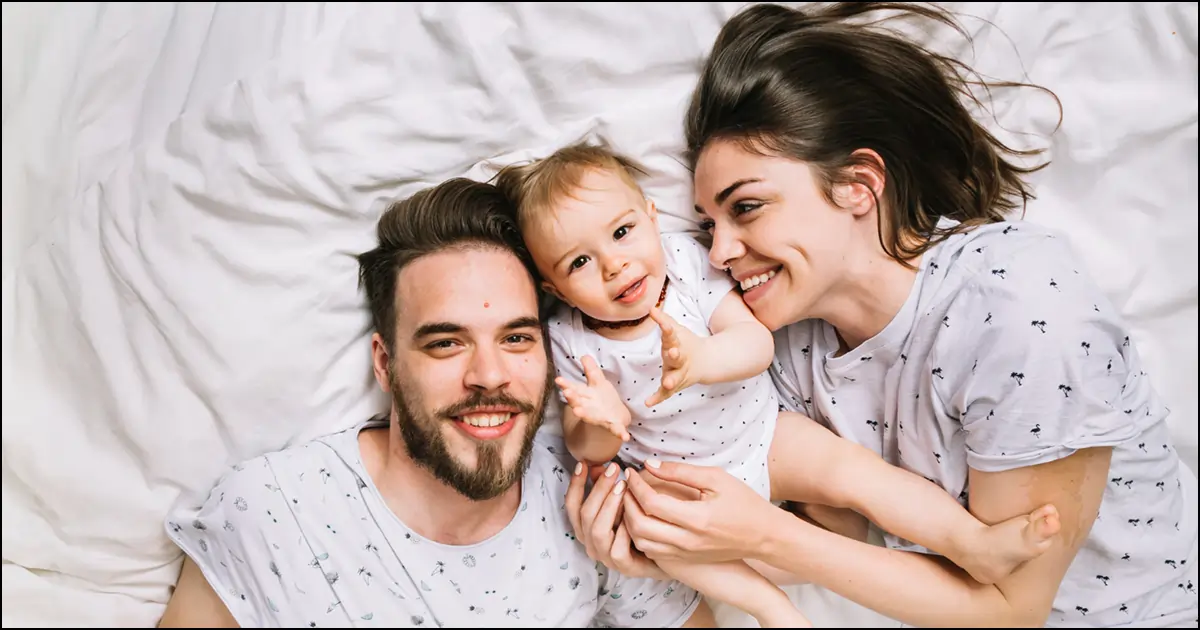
[373,245,551,501]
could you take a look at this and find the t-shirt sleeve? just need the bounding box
[930,236,1162,473]
[662,233,737,324]
[595,569,704,628]
[165,457,335,627]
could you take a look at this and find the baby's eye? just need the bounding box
[570,256,589,271]
[613,225,631,240]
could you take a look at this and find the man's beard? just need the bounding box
[389,366,551,502]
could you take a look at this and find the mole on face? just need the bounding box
[484,302,490,308]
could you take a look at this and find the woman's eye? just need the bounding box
[698,219,715,231]
[732,201,763,216]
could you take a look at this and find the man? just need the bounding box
[157,178,714,628]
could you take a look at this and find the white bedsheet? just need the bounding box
[2,2,1196,627]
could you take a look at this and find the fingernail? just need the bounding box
[613,480,626,496]
[606,463,618,477]
[646,458,661,469]
[575,462,583,476]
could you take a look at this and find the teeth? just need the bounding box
[461,413,511,428]
[739,269,777,291]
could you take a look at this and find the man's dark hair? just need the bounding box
[356,178,537,350]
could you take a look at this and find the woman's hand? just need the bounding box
[621,458,779,564]
[563,461,670,581]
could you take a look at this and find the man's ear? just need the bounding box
[832,148,887,217]
[541,280,571,307]
[370,333,392,393]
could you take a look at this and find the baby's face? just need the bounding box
[525,167,666,323]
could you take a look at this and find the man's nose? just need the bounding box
[464,344,510,392]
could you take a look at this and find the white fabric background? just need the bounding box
[3,2,1196,627]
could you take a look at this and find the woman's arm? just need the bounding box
[158,557,240,628]
[622,447,1109,628]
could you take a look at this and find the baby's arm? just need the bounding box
[696,289,775,385]
[564,405,624,465]
[646,290,773,408]
[558,355,631,466]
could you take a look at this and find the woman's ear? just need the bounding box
[371,333,392,393]
[833,149,887,217]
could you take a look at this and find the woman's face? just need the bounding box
[693,139,876,331]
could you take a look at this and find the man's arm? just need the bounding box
[681,599,718,627]
[158,557,239,628]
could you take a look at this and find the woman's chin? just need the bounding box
[747,301,787,332]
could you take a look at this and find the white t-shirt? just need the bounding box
[164,418,702,628]
[771,218,1198,628]
[546,232,778,496]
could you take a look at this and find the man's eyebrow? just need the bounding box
[412,322,465,341]
[504,316,541,331]
[412,317,541,341]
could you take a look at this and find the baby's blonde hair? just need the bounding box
[493,140,650,232]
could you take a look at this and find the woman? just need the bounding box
[565,3,1197,627]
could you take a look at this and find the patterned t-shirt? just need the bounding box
[771,218,1198,628]
[165,418,702,628]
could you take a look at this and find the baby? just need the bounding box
[494,140,1061,627]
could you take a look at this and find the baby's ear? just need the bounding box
[644,198,659,223]
[541,280,571,307]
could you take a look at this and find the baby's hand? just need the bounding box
[645,307,705,407]
[557,355,632,441]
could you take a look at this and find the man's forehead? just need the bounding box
[394,246,538,328]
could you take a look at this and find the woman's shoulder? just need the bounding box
[929,220,1079,280]
[924,219,1107,317]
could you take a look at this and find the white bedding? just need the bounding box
[2,2,1196,627]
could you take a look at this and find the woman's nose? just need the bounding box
[708,225,745,271]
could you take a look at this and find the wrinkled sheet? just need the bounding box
[2,2,1196,626]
